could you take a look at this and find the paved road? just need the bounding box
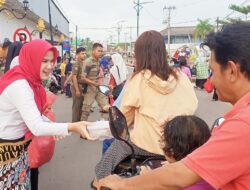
[39,89,231,190]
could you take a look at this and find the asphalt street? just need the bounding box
[39,88,231,190]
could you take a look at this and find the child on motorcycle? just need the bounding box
[155,115,214,190]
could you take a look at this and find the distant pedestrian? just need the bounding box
[60,57,68,94]
[80,43,109,123]
[178,56,192,81]
[195,51,209,89]
[65,58,72,97]
[71,47,87,122]
[3,41,23,73]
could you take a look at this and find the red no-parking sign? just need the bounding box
[13,28,32,43]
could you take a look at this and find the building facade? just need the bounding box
[160,26,203,54]
[0,0,69,45]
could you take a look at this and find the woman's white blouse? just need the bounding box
[0,79,69,140]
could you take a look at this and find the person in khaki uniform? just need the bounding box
[81,43,109,121]
[71,47,87,122]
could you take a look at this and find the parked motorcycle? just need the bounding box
[98,85,115,105]
[49,69,61,94]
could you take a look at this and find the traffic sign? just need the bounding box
[62,40,70,51]
[13,28,32,43]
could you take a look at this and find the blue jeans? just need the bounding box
[102,138,114,154]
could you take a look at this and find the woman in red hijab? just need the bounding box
[0,40,94,189]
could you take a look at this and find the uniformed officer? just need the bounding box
[71,47,87,122]
[80,43,109,121]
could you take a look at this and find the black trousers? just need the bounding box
[213,88,218,100]
[195,79,207,89]
[31,168,39,190]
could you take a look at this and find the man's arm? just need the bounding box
[81,76,99,87]
[72,74,81,96]
[99,161,201,190]
[64,73,72,86]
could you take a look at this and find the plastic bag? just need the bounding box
[28,92,57,168]
[204,77,214,93]
[87,120,112,141]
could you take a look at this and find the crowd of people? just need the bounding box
[1,22,250,190]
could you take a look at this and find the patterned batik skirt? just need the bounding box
[0,138,31,190]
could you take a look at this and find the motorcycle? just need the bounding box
[98,85,115,105]
[97,86,165,189]
[49,69,61,94]
[108,106,165,177]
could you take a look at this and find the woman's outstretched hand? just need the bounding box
[68,121,97,140]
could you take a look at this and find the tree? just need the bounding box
[229,4,250,20]
[218,17,242,25]
[194,19,214,40]
[81,37,93,56]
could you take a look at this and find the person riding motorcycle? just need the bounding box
[94,30,198,182]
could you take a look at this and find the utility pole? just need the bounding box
[129,26,133,54]
[75,25,78,50]
[124,32,128,53]
[216,17,219,32]
[163,5,175,55]
[48,0,54,44]
[134,0,154,37]
[117,20,126,44]
[117,23,121,44]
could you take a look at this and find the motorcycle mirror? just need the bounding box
[98,85,111,96]
[109,106,129,141]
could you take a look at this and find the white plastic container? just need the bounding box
[86,120,113,140]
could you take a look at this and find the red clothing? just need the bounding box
[109,74,117,89]
[0,40,57,113]
[183,92,250,190]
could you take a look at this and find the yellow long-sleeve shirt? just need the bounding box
[120,70,198,155]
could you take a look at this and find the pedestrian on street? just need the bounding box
[109,53,128,92]
[71,47,87,122]
[0,40,94,190]
[0,39,12,73]
[60,57,68,94]
[65,57,73,97]
[1,41,23,73]
[195,50,209,89]
[98,22,250,190]
[178,56,192,81]
[80,43,109,122]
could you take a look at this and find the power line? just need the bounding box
[223,0,249,20]
[134,0,154,37]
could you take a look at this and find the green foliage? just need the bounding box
[194,19,214,40]
[218,17,242,25]
[229,4,250,20]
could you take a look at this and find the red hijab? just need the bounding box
[0,40,58,113]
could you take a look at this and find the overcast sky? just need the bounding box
[56,0,248,42]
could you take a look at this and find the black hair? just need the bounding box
[162,115,211,161]
[178,56,187,67]
[4,42,23,73]
[92,43,103,50]
[2,40,12,49]
[201,22,250,80]
[76,47,86,54]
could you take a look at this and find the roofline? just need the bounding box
[51,0,70,24]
